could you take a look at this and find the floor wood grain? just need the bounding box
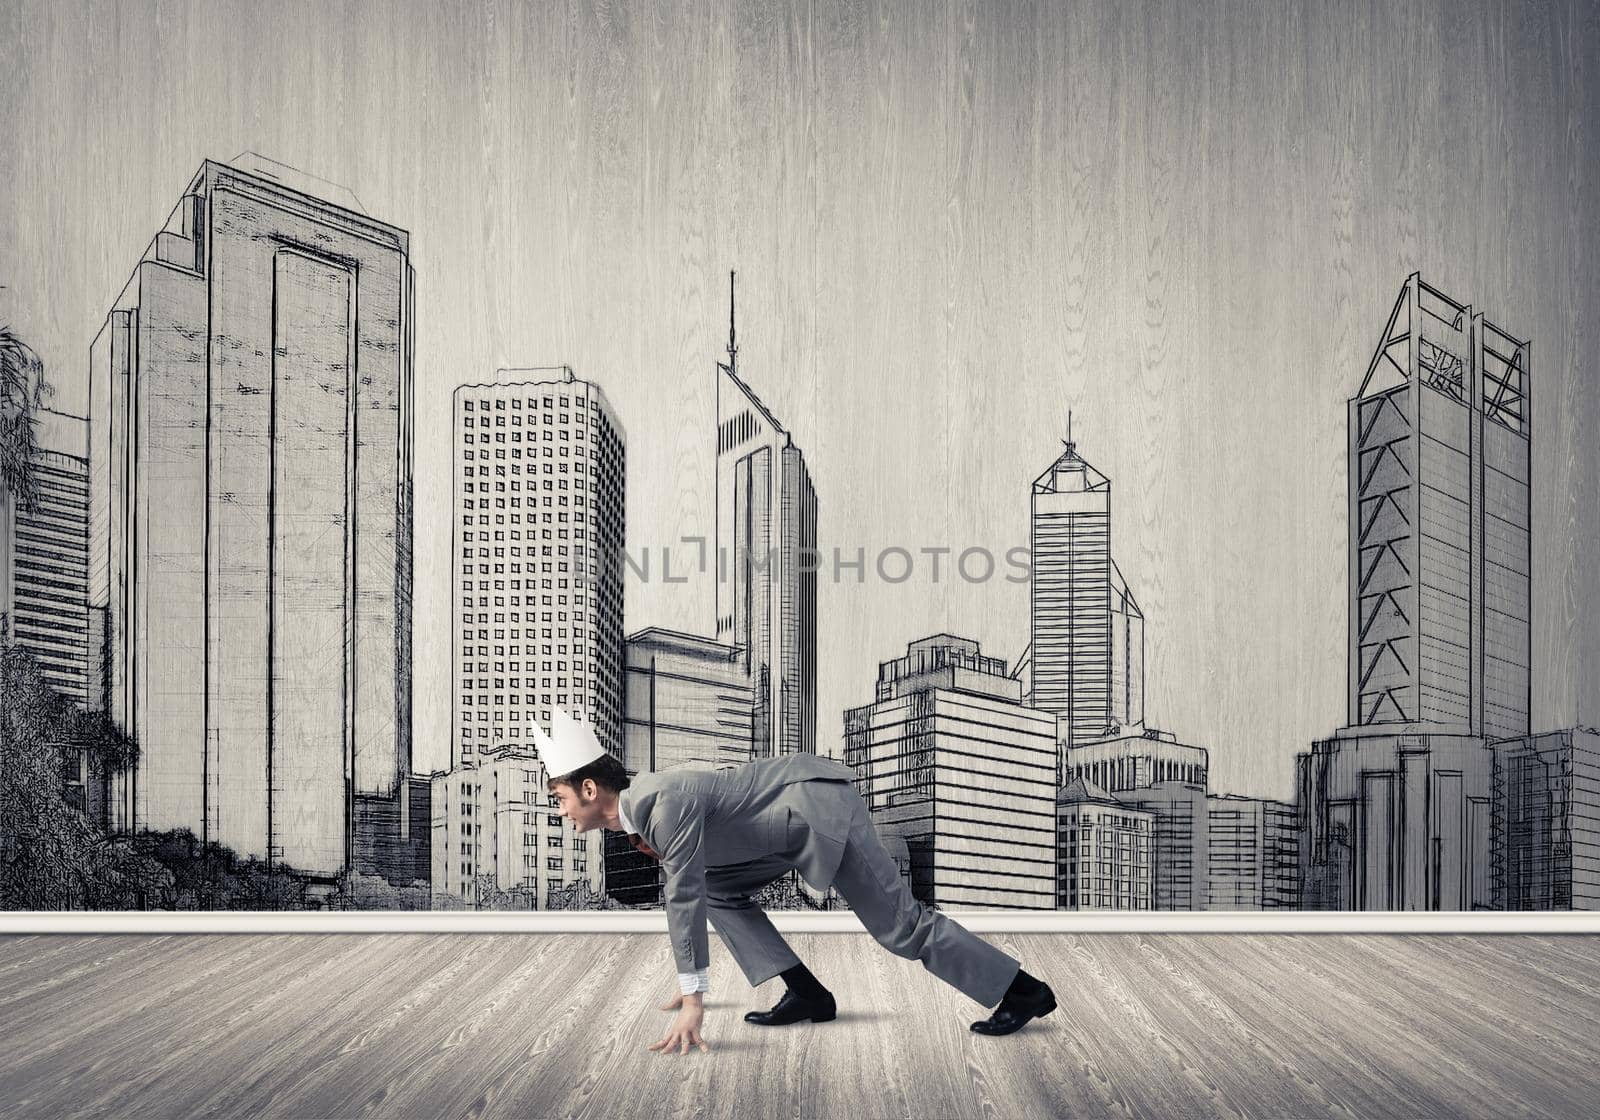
[1,933,1597,1118]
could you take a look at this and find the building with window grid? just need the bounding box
[1055,778,1154,910]
[1489,729,1600,911]
[1206,791,1299,910]
[1297,275,1526,911]
[1346,273,1530,740]
[1059,729,1211,910]
[85,156,415,878]
[715,361,816,757]
[1061,728,1209,794]
[451,368,626,770]
[622,626,755,774]
[1,408,90,705]
[844,634,1058,910]
[430,747,601,907]
[1119,781,1210,911]
[1025,435,1146,755]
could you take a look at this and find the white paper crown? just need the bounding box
[532,707,608,779]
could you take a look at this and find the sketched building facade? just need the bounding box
[622,626,754,774]
[1299,274,1528,911]
[1206,792,1299,910]
[86,157,415,879]
[844,635,1057,910]
[1024,436,1145,755]
[1062,729,1209,793]
[430,747,602,908]
[1346,273,1531,738]
[1060,729,1211,909]
[1298,731,1493,910]
[1,408,90,705]
[1056,777,1154,910]
[1121,781,1211,911]
[450,369,626,769]
[715,360,817,758]
[352,775,432,889]
[1490,729,1600,911]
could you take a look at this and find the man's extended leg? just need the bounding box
[828,794,1021,1008]
[704,855,802,988]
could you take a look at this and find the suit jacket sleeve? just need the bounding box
[653,790,710,974]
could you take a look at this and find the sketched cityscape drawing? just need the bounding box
[1,153,1594,913]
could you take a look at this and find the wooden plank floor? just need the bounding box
[1,932,1597,1119]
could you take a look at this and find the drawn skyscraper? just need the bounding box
[1,408,90,705]
[1025,432,1145,755]
[714,281,817,757]
[1348,273,1531,738]
[1299,274,1530,910]
[451,368,627,768]
[86,156,415,878]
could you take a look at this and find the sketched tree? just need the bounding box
[0,640,171,909]
[0,323,50,515]
[331,868,434,910]
[132,827,309,910]
[546,877,620,910]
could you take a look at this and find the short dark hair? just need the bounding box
[548,750,631,795]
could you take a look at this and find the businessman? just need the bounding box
[538,708,1056,1056]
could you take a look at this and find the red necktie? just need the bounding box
[628,832,660,860]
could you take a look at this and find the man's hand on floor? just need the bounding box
[648,992,710,1055]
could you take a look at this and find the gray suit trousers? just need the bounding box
[704,783,1021,1008]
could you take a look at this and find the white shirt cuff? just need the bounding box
[678,967,710,995]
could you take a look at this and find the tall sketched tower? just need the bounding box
[450,368,627,766]
[1298,273,1530,910]
[714,279,817,757]
[1347,273,1531,738]
[1027,430,1146,766]
[87,156,415,878]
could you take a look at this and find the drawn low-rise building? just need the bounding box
[622,626,754,774]
[844,634,1058,910]
[1056,778,1154,910]
[1206,791,1298,909]
[1489,728,1600,911]
[1059,728,1210,909]
[430,746,602,908]
[1297,730,1493,910]
[1062,728,1209,794]
[1121,781,1210,911]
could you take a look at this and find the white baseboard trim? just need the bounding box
[2,911,1598,934]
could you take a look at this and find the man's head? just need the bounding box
[548,751,631,833]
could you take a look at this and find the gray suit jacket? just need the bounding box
[617,753,859,975]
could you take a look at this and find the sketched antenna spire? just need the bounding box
[1064,408,1076,457]
[727,269,738,376]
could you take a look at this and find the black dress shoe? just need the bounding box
[969,980,1056,1036]
[744,987,837,1026]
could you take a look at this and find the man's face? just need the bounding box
[552,779,607,832]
